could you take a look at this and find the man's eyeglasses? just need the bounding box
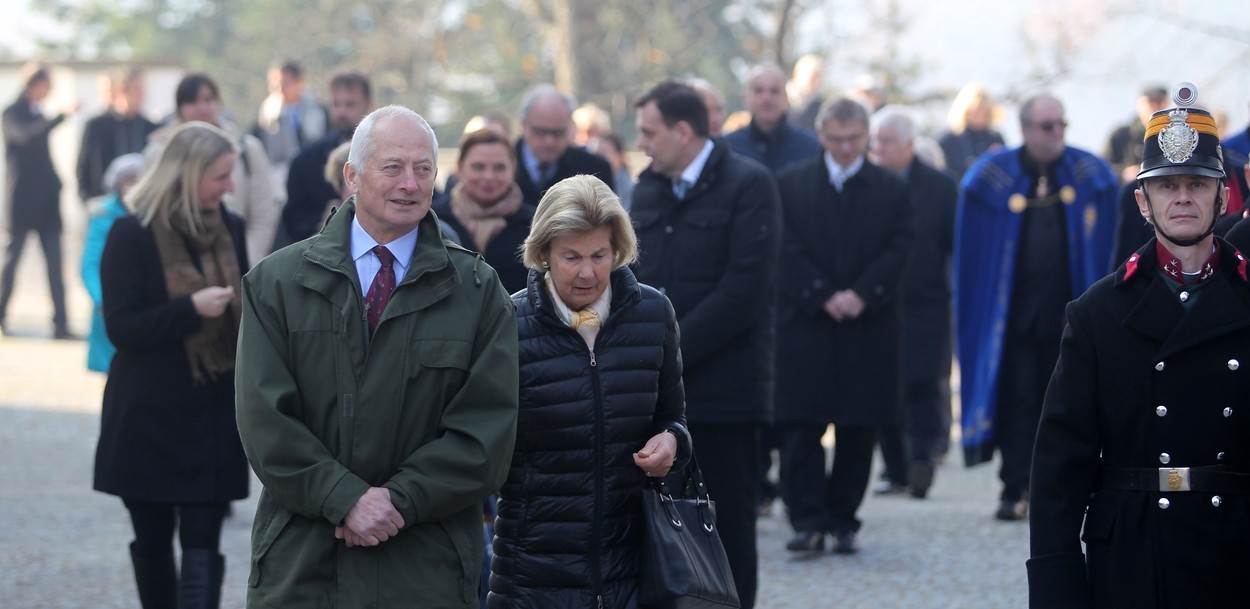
[1028,120,1068,133]
[526,124,569,139]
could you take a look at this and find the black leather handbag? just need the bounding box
[639,457,741,609]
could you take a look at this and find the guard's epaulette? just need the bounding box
[1122,252,1142,282]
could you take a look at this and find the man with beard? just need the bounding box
[279,72,372,245]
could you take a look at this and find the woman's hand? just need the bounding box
[191,286,235,318]
[634,431,678,477]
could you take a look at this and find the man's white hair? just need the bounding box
[871,105,916,144]
[347,105,439,170]
[520,84,577,122]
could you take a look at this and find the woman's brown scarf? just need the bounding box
[448,181,523,251]
[150,209,243,384]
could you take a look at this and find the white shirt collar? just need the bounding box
[677,139,715,188]
[350,214,419,273]
[824,152,865,191]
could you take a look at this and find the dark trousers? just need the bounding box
[995,331,1060,502]
[758,425,780,502]
[781,423,876,533]
[878,377,952,484]
[0,222,67,330]
[686,422,759,609]
[124,500,229,554]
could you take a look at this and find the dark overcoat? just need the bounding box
[774,157,913,426]
[901,158,957,382]
[1227,212,1250,253]
[432,194,535,294]
[75,111,156,201]
[630,142,781,424]
[489,267,692,609]
[1028,237,1250,609]
[3,95,65,230]
[93,211,251,503]
[513,140,614,207]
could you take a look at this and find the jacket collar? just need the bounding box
[297,198,459,317]
[525,265,643,326]
[1119,237,1250,357]
[638,139,728,202]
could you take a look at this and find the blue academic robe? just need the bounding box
[954,146,1117,465]
[1223,127,1250,159]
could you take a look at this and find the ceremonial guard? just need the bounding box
[1028,84,1250,609]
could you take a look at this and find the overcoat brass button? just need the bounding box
[1230,359,1241,371]
[1225,407,1234,418]
[1158,498,1171,509]
[1179,291,1189,302]
[1156,405,1168,417]
[1159,453,1171,464]
[1155,361,1166,372]
[1212,495,1223,508]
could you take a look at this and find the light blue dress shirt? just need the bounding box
[350,215,419,296]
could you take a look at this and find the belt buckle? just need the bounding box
[1159,467,1191,492]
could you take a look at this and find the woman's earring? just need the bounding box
[541,260,550,269]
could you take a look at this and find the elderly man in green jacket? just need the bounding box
[236,105,518,609]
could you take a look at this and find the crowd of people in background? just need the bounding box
[4,53,1250,609]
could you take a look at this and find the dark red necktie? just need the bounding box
[365,245,396,335]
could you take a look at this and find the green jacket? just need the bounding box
[236,199,519,609]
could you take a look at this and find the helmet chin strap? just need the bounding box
[1141,180,1224,248]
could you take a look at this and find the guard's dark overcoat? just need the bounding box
[773,157,913,426]
[1028,237,1250,609]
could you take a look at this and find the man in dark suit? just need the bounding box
[774,97,913,554]
[723,62,822,516]
[631,80,781,609]
[1029,83,1250,609]
[76,67,155,204]
[869,106,957,499]
[514,84,614,207]
[278,72,372,245]
[1,64,74,338]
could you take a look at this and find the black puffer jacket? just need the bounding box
[489,267,692,609]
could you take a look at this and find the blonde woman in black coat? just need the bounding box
[489,175,692,609]
[93,122,250,609]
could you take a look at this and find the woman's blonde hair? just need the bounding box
[127,122,236,234]
[522,175,637,270]
[947,82,1002,134]
[324,141,352,195]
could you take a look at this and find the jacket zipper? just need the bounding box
[588,344,605,604]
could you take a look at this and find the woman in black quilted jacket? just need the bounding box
[489,175,693,609]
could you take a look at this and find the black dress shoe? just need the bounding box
[785,531,824,553]
[833,530,859,554]
[994,498,1029,521]
[908,462,935,499]
[872,480,908,496]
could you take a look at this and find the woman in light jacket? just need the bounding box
[145,73,277,265]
